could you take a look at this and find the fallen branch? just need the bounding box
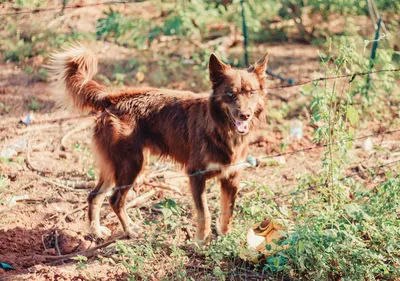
[143,180,182,195]
[61,120,93,151]
[126,189,157,209]
[57,205,87,226]
[0,194,42,212]
[38,175,89,193]
[25,140,52,175]
[36,234,129,261]
[16,123,61,135]
[54,228,62,256]
[56,179,96,189]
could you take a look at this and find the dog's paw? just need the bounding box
[215,218,230,236]
[194,228,212,245]
[94,225,112,238]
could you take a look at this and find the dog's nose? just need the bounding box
[239,112,251,121]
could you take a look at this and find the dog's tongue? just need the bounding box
[235,120,249,134]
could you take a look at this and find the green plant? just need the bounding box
[0,102,11,113]
[27,97,42,111]
[0,175,10,206]
[71,255,88,270]
[96,8,131,41]
[87,167,95,180]
[267,175,400,280]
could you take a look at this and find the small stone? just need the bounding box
[58,152,69,159]
[290,120,303,141]
[362,137,373,151]
[20,112,34,125]
[273,156,286,165]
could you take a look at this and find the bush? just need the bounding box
[266,176,400,280]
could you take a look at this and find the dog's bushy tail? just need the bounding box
[48,44,111,112]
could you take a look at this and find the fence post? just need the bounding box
[240,0,249,66]
[366,14,382,94]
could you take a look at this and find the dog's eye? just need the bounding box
[250,91,257,96]
[227,92,234,98]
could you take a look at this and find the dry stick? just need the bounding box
[15,123,61,135]
[144,166,169,178]
[54,228,62,256]
[47,8,82,29]
[25,140,52,175]
[143,180,183,195]
[126,189,157,209]
[57,179,96,189]
[0,115,93,134]
[60,120,93,150]
[38,175,88,193]
[57,205,87,226]
[36,234,129,261]
[1,1,131,16]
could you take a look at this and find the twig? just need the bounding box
[41,234,47,251]
[144,166,169,178]
[35,234,129,261]
[61,120,93,151]
[267,92,289,102]
[0,115,94,134]
[126,189,157,209]
[57,179,96,189]
[57,205,87,226]
[38,175,89,193]
[54,228,62,256]
[25,140,52,175]
[143,180,182,195]
[47,8,82,29]
[16,123,61,135]
[1,1,131,16]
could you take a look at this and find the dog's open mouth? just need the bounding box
[229,115,250,135]
[234,119,249,134]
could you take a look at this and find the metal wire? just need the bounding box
[57,128,399,196]
[196,158,400,221]
[0,1,130,16]
[268,68,400,89]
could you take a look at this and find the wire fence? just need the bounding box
[0,66,398,131]
[31,127,399,197]
[268,68,400,89]
[268,158,400,202]
[0,0,130,16]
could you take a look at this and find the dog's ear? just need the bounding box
[248,52,268,77]
[209,53,230,86]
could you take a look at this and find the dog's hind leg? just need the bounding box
[88,177,113,238]
[109,152,144,238]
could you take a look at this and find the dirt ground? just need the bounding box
[1,34,399,281]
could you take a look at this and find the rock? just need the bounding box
[57,229,91,255]
[362,137,373,151]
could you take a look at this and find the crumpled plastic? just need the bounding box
[246,218,290,263]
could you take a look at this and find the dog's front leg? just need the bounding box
[217,172,239,235]
[189,174,211,243]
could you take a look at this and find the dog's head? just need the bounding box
[209,53,268,135]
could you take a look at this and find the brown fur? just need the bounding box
[49,45,268,241]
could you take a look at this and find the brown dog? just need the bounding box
[49,45,268,242]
